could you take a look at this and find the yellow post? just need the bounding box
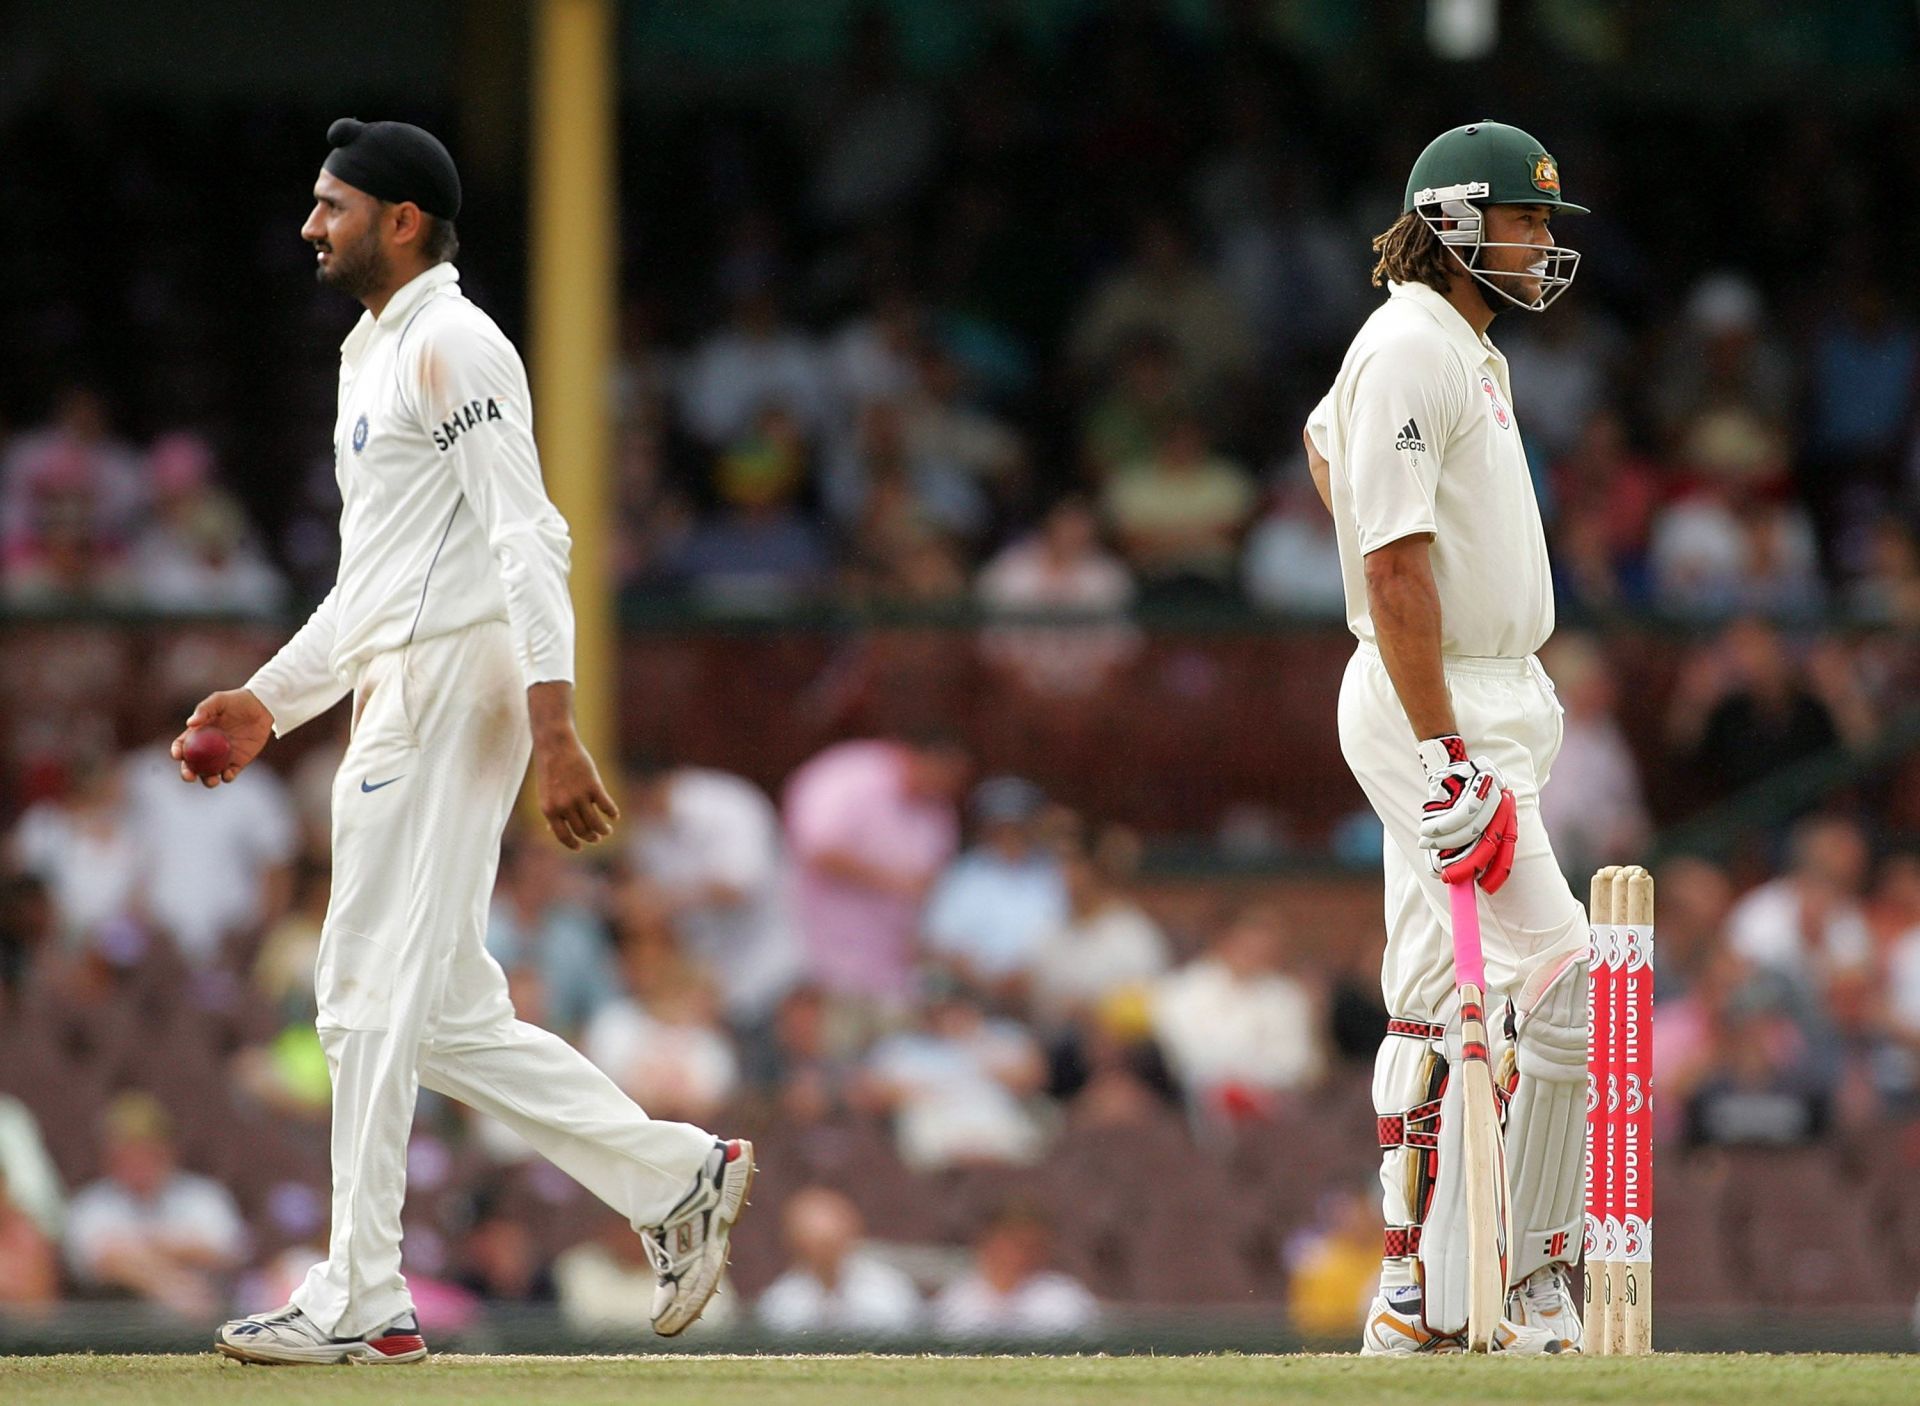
[530,0,617,768]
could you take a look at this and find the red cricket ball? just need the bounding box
[182,726,233,779]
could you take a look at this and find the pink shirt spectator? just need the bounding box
[785,740,961,1001]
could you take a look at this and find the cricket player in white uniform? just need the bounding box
[1303,122,1591,1354]
[174,120,753,1365]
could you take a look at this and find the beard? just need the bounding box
[312,227,389,300]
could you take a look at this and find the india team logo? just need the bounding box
[352,413,370,454]
[1478,375,1511,429]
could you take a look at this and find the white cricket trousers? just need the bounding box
[1338,643,1589,1314]
[289,620,714,1338]
[1337,642,1586,1021]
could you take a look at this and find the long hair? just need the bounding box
[1370,211,1456,292]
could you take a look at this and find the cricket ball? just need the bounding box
[182,726,233,779]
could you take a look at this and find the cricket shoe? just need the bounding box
[215,1304,427,1365]
[1508,1263,1584,1352]
[643,1137,756,1336]
[1359,1292,1564,1355]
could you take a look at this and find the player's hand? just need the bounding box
[534,731,620,851]
[1432,786,1519,892]
[1416,734,1505,855]
[170,689,274,788]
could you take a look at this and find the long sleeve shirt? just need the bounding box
[247,264,574,734]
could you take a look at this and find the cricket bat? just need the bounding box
[1450,876,1512,1352]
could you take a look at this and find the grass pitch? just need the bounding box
[4,1352,1919,1406]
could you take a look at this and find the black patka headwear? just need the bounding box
[322,118,461,221]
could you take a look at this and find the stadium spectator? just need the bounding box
[976,495,1139,698]
[1537,633,1651,883]
[1283,1184,1381,1340]
[930,1203,1098,1339]
[1027,826,1168,1031]
[842,457,971,603]
[1665,618,1875,804]
[584,911,739,1126]
[0,386,145,575]
[127,432,286,618]
[1846,519,1920,625]
[678,257,827,448]
[784,735,967,1014]
[0,1165,59,1317]
[623,759,799,1028]
[1684,991,1831,1148]
[923,777,1067,1000]
[755,1187,921,1336]
[454,1193,556,1305]
[755,984,861,1126]
[857,975,1048,1172]
[1101,411,1256,597]
[64,1094,247,1318]
[1080,328,1187,480]
[1649,274,1795,450]
[8,750,143,952]
[1728,816,1875,993]
[485,833,617,1042]
[1068,212,1253,408]
[0,475,138,608]
[230,862,330,1121]
[821,289,926,441]
[1152,903,1325,1122]
[1547,409,1660,616]
[895,346,1026,525]
[121,718,297,968]
[669,407,832,609]
[1650,857,1741,1144]
[1241,464,1345,617]
[1648,487,1825,619]
[1805,271,1919,557]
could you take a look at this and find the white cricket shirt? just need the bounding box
[1308,280,1553,658]
[247,264,574,733]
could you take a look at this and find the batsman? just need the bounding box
[1304,121,1591,1353]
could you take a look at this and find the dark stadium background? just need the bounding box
[2,0,1918,1354]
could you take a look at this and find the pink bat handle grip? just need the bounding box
[1450,877,1486,993]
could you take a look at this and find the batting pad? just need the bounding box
[1504,954,1588,1285]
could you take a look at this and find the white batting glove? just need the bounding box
[1416,735,1505,854]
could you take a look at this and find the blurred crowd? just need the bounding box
[6,9,1920,628]
[3,722,1919,1333]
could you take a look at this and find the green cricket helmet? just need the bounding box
[1404,121,1587,312]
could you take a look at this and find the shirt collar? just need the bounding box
[340,263,460,359]
[1388,280,1500,366]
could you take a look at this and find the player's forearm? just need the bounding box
[526,680,582,752]
[1365,540,1457,741]
[245,586,346,736]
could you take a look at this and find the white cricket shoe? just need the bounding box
[1508,1264,1584,1352]
[643,1137,756,1337]
[1359,1292,1565,1355]
[215,1304,427,1365]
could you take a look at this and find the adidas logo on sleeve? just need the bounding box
[1395,418,1427,453]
